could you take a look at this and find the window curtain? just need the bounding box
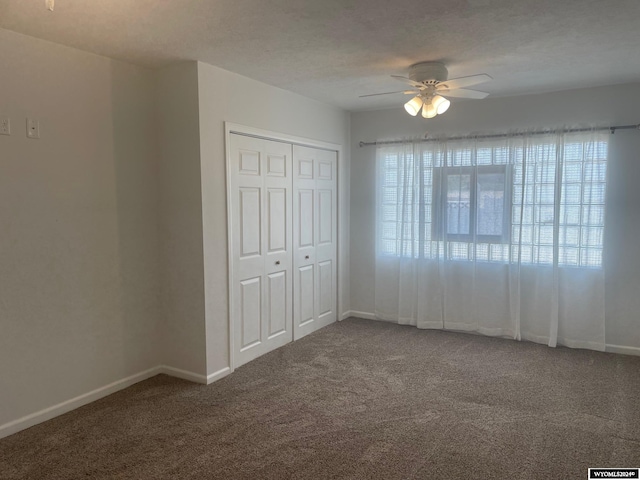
[375,130,608,351]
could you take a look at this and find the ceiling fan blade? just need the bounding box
[437,74,492,91]
[359,90,416,98]
[438,88,490,99]
[391,75,425,88]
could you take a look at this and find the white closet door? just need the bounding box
[293,145,338,340]
[229,134,293,368]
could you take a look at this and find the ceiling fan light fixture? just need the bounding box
[404,96,423,116]
[364,62,491,119]
[422,103,437,119]
[432,95,451,114]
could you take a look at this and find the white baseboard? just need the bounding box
[0,366,162,440]
[159,365,208,384]
[206,366,232,385]
[160,365,234,385]
[0,363,236,440]
[605,344,640,357]
[343,310,378,321]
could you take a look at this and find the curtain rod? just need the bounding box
[359,124,640,147]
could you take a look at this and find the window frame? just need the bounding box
[432,164,511,244]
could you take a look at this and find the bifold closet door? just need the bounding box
[229,134,293,368]
[293,145,338,340]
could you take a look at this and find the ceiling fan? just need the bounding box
[361,62,492,118]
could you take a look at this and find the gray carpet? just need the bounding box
[1,318,640,479]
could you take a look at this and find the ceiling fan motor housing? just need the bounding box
[408,62,448,84]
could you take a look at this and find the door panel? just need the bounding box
[318,160,333,180]
[293,145,337,340]
[267,154,286,177]
[298,158,314,179]
[318,189,332,245]
[298,265,315,326]
[318,260,333,317]
[240,188,261,257]
[298,189,314,248]
[267,271,287,338]
[230,134,293,368]
[240,277,261,350]
[239,149,260,175]
[267,188,286,253]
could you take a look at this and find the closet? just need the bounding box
[228,132,338,368]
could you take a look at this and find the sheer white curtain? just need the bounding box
[375,130,608,350]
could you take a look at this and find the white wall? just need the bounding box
[0,29,160,428]
[350,82,640,351]
[156,63,207,376]
[197,62,351,377]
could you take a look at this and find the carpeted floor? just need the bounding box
[1,318,640,479]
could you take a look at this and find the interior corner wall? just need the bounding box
[196,61,351,377]
[0,29,161,429]
[155,62,207,376]
[350,82,640,351]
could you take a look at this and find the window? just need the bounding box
[377,134,608,267]
[432,165,509,243]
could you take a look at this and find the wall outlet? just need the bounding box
[0,117,10,135]
[26,118,40,139]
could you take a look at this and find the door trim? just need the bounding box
[225,122,345,372]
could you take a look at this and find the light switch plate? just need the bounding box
[0,117,10,135]
[26,118,39,139]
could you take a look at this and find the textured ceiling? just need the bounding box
[2,0,640,111]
